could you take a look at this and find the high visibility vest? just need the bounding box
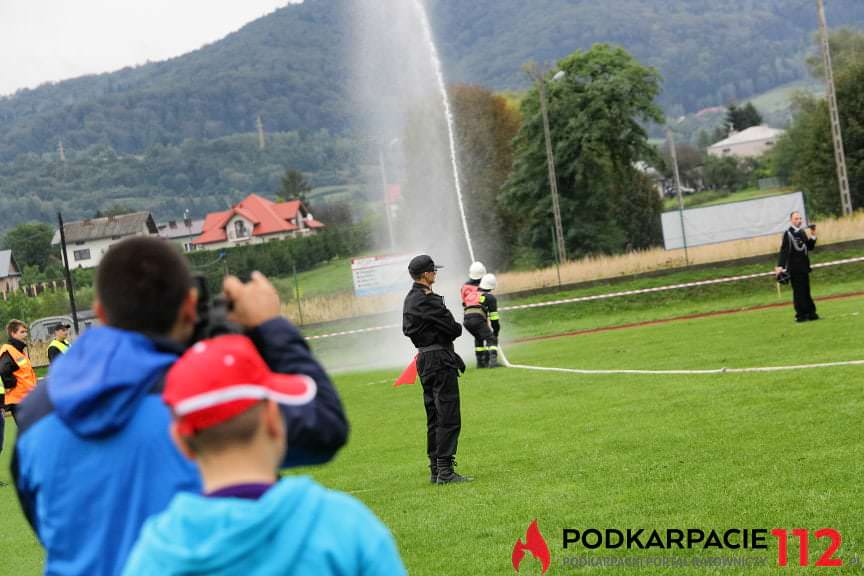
[48,339,70,355]
[0,343,38,405]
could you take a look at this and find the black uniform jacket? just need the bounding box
[777,227,816,274]
[403,282,465,376]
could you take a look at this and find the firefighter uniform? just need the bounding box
[479,278,500,368]
[461,279,495,368]
[403,255,470,484]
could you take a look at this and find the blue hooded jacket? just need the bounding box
[122,477,407,576]
[13,327,198,576]
[13,318,348,576]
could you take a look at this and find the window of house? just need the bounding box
[234,220,250,239]
[73,249,91,261]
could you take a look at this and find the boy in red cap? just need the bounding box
[123,334,406,576]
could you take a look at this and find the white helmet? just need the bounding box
[479,273,497,291]
[468,261,486,280]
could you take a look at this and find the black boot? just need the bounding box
[436,456,473,484]
[487,349,499,368]
[429,457,438,484]
[476,350,488,369]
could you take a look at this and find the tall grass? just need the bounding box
[497,211,864,293]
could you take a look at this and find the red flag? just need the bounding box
[394,356,418,386]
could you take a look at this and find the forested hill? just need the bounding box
[0,0,351,161]
[0,0,862,161]
[435,0,863,113]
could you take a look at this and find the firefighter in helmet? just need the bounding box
[460,262,494,368]
[478,273,500,368]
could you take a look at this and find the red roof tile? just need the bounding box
[193,210,232,244]
[192,194,320,245]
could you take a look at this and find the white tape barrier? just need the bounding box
[496,347,864,376]
[305,256,864,342]
[501,256,864,312]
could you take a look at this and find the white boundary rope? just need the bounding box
[304,256,864,341]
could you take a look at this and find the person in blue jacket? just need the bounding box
[123,334,406,576]
[12,237,348,576]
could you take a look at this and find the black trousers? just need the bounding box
[790,272,816,320]
[418,366,461,461]
[464,314,495,357]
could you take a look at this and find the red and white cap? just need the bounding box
[164,334,317,436]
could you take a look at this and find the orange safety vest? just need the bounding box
[1,343,38,405]
[460,283,482,308]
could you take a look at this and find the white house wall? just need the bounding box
[58,226,153,269]
[194,232,299,252]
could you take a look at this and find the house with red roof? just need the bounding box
[192,194,324,250]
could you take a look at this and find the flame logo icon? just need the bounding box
[512,519,551,574]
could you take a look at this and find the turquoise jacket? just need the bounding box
[122,476,407,576]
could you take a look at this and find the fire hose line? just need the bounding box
[496,346,864,376]
[303,256,864,342]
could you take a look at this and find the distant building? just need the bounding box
[52,212,158,269]
[0,250,21,294]
[157,216,205,252]
[192,194,324,251]
[707,125,785,159]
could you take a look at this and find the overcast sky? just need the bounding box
[0,0,298,96]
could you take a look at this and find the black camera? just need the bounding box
[191,275,242,343]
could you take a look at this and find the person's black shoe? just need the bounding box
[435,457,473,484]
[796,317,809,323]
[436,470,473,484]
[809,313,820,321]
[429,459,438,484]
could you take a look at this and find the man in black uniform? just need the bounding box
[403,254,471,484]
[775,211,818,323]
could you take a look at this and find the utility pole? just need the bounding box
[816,0,853,215]
[667,128,689,265]
[256,115,266,150]
[57,212,80,334]
[525,63,567,263]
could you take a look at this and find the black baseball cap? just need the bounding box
[51,322,71,332]
[408,254,443,277]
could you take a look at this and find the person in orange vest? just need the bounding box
[0,319,38,424]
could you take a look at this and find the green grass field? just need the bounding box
[307,296,863,575]
[662,188,794,211]
[271,255,356,302]
[1,280,861,574]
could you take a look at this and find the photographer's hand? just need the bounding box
[223,271,282,328]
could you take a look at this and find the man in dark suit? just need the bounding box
[775,211,818,323]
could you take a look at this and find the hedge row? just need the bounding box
[187,223,372,292]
